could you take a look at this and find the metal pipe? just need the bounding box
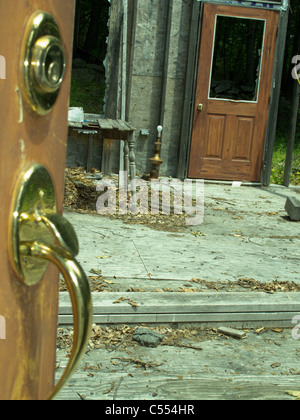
[119,0,128,172]
[159,0,173,130]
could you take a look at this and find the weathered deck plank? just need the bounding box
[55,373,300,400]
[54,324,300,400]
[58,291,300,326]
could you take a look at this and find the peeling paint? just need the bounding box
[15,87,23,124]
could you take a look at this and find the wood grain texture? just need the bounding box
[0,0,75,400]
[58,291,300,326]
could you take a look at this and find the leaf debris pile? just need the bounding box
[64,167,99,211]
[60,274,300,293]
[64,167,188,231]
[57,325,220,354]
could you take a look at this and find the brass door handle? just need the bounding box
[9,164,92,400]
[197,103,204,111]
[20,241,92,400]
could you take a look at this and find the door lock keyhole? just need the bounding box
[32,35,65,94]
[21,12,66,115]
[47,61,61,85]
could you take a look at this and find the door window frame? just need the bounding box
[208,14,266,104]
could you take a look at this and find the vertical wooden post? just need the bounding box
[283,81,300,186]
[128,132,136,181]
[176,1,204,179]
[87,133,94,173]
[283,20,300,187]
[124,139,129,174]
[102,138,113,175]
[261,4,289,186]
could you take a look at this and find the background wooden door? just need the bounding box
[0,0,75,400]
[188,4,279,182]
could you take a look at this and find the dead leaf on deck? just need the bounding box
[103,382,116,394]
[113,296,139,308]
[113,297,126,304]
[128,299,139,308]
[271,328,283,333]
[178,287,197,292]
[285,390,300,400]
[271,362,281,368]
[189,278,202,283]
[255,327,265,334]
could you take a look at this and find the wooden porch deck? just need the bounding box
[55,323,300,400]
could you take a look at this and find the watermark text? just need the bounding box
[291,55,300,84]
[0,55,6,80]
[292,315,300,340]
[96,172,204,226]
[0,315,6,340]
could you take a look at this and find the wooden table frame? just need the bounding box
[68,117,136,180]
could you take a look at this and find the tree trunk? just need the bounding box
[84,0,102,57]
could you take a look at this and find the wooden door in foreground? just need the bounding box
[0,0,75,400]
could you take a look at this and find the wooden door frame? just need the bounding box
[177,0,289,185]
[0,0,75,400]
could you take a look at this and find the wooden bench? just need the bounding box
[68,116,136,180]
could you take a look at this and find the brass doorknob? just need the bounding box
[197,103,204,111]
[9,164,92,400]
[21,11,66,115]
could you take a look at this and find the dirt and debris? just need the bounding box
[59,274,300,293]
[57,324,222,354]
[217,326,246,340]
[64,167,99,211]
[113,296,139,308]
[56,322,300,400]
[133,327,164,347]
[233,278,300,293]
[285,390,300,400]
[64,167,188,232]
[58,168,300,400]
[56,323,295,356]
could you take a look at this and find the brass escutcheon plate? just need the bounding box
[20,11,66,115]
[10,164,57,286]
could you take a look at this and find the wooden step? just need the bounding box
[58,291,300,327]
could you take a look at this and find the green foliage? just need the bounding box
[270,141,286,185]
[270,141,300,186]
[69,78,105,114]
[271,98,300,186]
[75,0,109,62]
[70,0,109,113]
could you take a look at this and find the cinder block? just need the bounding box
[285,196,300,221]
